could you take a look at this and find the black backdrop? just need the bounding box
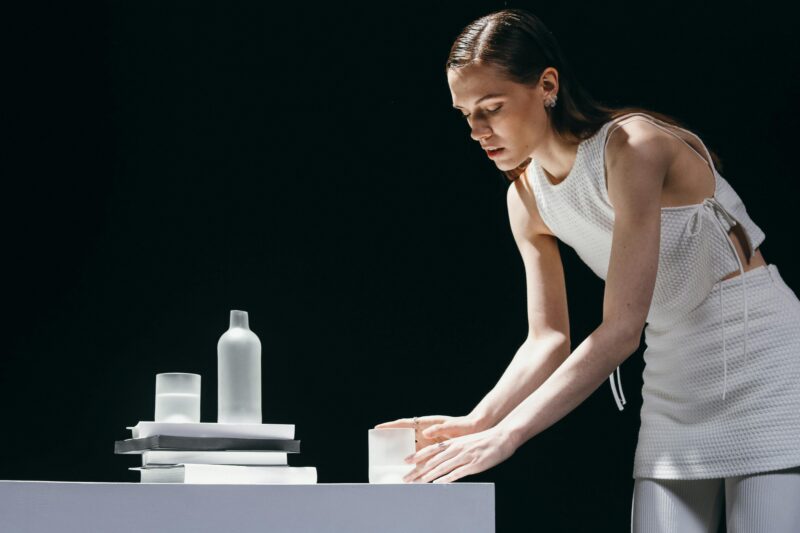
[3,1,798,531]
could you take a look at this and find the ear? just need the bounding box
[538,67,560,98]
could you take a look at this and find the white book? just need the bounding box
[128,421,295,440]
[142,450,288,466]
[132,464,317,484]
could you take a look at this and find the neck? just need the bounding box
[530,128,580,183]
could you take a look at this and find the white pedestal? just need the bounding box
[0,481,494,533]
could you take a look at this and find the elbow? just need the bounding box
[524,331,571,360]
[600,319,643,360]
[549,333,571,362]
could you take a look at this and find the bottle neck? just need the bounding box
[229,310,249,329]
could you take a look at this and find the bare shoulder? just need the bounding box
[605,120,676,197]
[506,172,554,240]
[603,119,674,209]
[604,118,676,170]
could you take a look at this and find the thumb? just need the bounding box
[422,419,471,438]
[421,424,442,439]
[423,420,466,439]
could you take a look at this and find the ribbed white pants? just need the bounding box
[631,466,800,532]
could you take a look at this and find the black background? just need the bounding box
[3,1,798,531]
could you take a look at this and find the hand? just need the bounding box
[401,426,517,484]
[374,415,482,452]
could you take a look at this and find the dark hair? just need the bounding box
[446,8,723,182]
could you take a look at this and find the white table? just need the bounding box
[0,481,495,532]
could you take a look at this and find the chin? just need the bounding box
[495,157,525,172]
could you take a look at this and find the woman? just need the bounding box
[375,8,800,532]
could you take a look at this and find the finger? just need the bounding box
[404,444,457,482]
[374,418,414,429]
[405,440,450,464]
[422,455,470,484]
[421,424,443,438]
[432,463,475,484]
[416,415,447,424]
[422,420,471,439]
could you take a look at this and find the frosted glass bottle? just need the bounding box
[217,310,262,424]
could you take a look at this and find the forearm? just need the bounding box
[497,322,638,447]
[470,333,570,430]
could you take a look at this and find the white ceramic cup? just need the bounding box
[155,372,201,423]
[368,428,416,483]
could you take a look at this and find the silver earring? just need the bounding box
[545,94,558,108]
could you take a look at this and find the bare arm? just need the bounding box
[405,121,671,483]
[466,179,571,430]
[378,178,571,444]
[499,121,668,448]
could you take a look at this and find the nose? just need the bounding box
[469,118,492,143]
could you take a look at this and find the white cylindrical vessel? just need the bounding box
[368,428,415,483]
[217,310,262,424]
[155,372,201,423]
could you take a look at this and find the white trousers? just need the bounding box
[631,466,800,532]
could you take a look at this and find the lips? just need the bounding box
[485,147,505,158]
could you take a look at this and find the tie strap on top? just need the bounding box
[608,196,753,411]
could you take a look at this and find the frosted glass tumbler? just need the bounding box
[368,428,415,483]
[155,373,201,423]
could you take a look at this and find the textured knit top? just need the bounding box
[526,112,766,410]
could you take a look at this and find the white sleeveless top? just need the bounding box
[526,112,766,411]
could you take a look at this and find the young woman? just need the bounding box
[376,8,800,532]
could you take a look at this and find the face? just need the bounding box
[447,61,554,171]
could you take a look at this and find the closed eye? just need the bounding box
[457,104,503,120]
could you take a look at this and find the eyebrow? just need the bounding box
[452,93,506,109]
